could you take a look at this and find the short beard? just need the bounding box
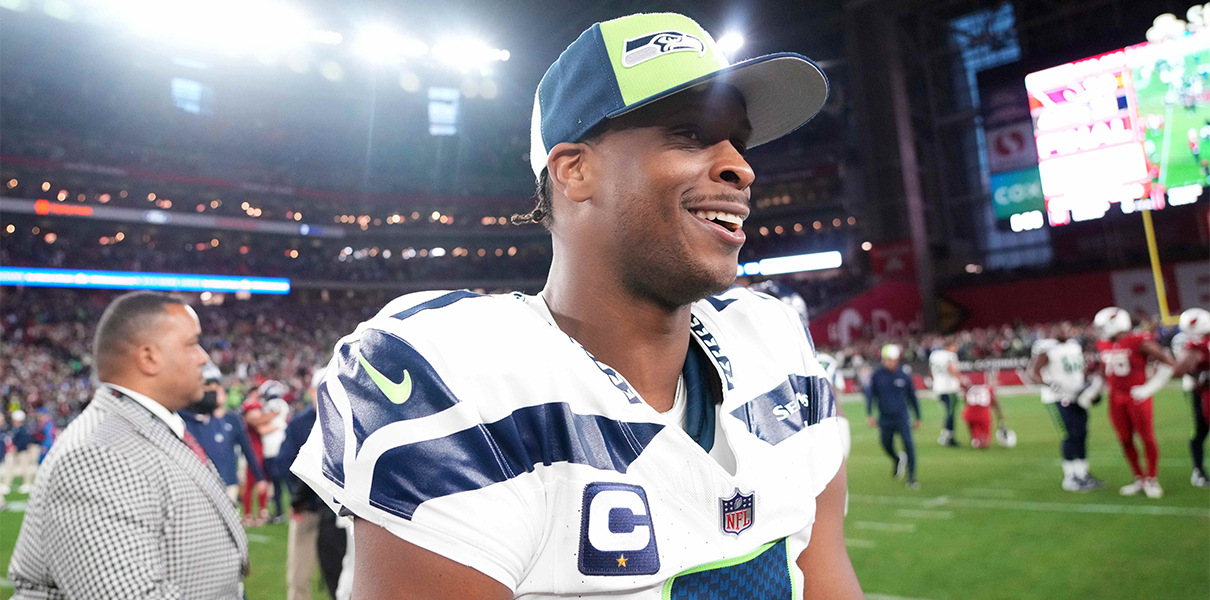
[608,185,741,311]
[620,260,734,312]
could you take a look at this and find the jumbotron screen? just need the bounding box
[1025,30,1209,225]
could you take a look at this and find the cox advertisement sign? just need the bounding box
[990,167,1045,220]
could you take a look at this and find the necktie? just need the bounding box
[182,429,210,466]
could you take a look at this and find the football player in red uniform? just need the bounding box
[963,373,1005,449]
[1091,307,1177,498]
[1173,308,1210,488]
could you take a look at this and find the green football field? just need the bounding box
[1,388,1207,599]
[844,387,1209,600]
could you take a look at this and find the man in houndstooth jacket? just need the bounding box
[8,292,248,599]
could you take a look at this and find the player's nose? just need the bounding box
[709,141,754,191]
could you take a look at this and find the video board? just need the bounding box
[1025,30,1208,225]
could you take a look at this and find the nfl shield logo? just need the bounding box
[719,489,755,536]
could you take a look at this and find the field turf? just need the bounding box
[2,388,1207,599]
[845,387,1209,600]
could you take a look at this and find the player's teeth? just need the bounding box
[714,213,743,227]
[692,209,744,230]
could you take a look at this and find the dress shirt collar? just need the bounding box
[104,383,187,440]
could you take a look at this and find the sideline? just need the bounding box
[850,494,1210,518]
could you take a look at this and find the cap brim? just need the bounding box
[607,52,829,149]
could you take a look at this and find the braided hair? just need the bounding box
[510,168,553,229]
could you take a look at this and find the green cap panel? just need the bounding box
[598,13,730,106]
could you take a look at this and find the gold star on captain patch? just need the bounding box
[616,554,628,567]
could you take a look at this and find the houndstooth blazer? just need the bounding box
[8,387,248,599]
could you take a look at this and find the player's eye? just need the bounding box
[671,127,701,142]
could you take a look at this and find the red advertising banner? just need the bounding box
[808,280,923,347]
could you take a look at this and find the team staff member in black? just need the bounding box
[866,344,922,489]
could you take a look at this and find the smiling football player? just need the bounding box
[292,12,860,600]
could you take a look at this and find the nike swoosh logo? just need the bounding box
[358,352,412,405]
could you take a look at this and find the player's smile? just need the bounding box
[687,204,747,246]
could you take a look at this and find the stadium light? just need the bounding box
[432,37,510,71]
[717,33,744,56]
[355,24,428,64]
[740,251,843,276]
[308,29,343,45]
[113,0,314,52]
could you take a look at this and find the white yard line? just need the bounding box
[895,509,954,519]
[245,533,272,544]
[850,494,1210,518]
[865,594,939,600]
[845,538,877,549]
[962,488,1014,498]
[922,496,951,508]
[3,500,27,513]
[854,521,917,533]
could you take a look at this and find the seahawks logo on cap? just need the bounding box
[621,30,706,68]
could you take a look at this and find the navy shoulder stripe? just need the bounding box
[316,381,346,486]
[391,290,481,321]
[730,375,836,445]
[334,329,461,454]
[368,403,664,519]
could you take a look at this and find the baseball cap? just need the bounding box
[11,410,25,421]
[881,344,901,360]
[202,362,222,384]
[530,12,829,177]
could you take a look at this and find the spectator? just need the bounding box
[8,291,248,597]
[1,410,39,494]
[181,362,269,504]
[33,408,56,462]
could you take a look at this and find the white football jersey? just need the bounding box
[1033,338,1086,404]
[292,288,843,599]
[261,398,290,458]
[928,350,961,394]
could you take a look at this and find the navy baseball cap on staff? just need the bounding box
[529,12,829,177]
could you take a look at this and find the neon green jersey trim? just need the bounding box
[598,13,729,106]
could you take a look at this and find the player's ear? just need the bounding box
[548,142,593,204]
